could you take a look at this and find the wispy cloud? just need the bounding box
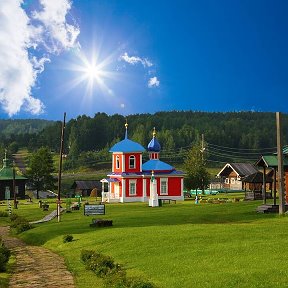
[120,52,153,68]
[148,77,160,88]
[0,0,79,117]
[120,52,160,88]
[32,0,80,53]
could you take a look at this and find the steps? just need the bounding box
[256,204,288,213]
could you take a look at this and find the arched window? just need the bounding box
[129,155,136,169]
[116,155,120,169]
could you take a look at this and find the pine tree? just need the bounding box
[184,142,210,194]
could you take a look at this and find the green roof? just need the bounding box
[0,158,27,180]
[256,155,288,168]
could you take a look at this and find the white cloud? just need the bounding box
[32,0,80,53]
[0,0,79,117]
[120,52,153,68]
[148,77,160,88]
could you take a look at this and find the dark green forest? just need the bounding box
[1,111,287,169]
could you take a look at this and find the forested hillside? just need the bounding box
[1,111,287,169]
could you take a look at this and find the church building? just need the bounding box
[101,123,184,203]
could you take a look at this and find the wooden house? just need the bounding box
[217,163,259,191]
[71,180,103,197]
[0,156,27,200]
[255,154,288,205]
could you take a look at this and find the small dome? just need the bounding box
[110,139,145,153]
[147,137,161,152]
[147,127,161,152]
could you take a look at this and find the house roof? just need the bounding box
[109,138,145,153]
[0,158,27,181]
[242,172,273,183]
[71,180,101,190]
[217,163,258,178]
[255,155,288,168]
[142,159,174,172]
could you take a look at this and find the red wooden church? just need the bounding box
[101,123,184,203]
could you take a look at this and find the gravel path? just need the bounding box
[0,226,75,288]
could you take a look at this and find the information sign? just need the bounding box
[84,204,105,216]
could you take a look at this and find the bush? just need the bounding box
[10,213,33,234]
[81,249,96,263]
[81,250,156,288]
[0,241,11,272]
[63,234,73,243]
[16,223,33,234]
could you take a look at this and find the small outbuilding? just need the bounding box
[0,155,27,200]
[242,172,273,200]
[71,180,102,197]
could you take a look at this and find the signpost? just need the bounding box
[84,204,105,216]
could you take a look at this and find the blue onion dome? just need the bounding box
[147,127,161,152]
[110,121,145,153]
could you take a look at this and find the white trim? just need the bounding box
[160,178,168,195]
[129,155,136,169]
[112,154,114,173]
[140,154,142,172]
[122,179,126,202]
[116,155,120,169]
[181,178,184,196]
[143,179,146,199]
[217,163,240,178]
[129,180,137,196]
[122,154,125,171]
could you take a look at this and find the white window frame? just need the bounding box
[129,180,136,196]
[160,178,168,195]
[224,178,229,184]
[230,178,236,184]
[116,155,120,169]
[129,155,136,169]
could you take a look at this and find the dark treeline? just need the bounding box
[2,111,288,168]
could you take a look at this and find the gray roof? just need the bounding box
[218,163,258,178]
[71,180,101,190]
[230,163,258,177]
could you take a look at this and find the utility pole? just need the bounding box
[200,134,205,161]
[57,112,66,222]
[13,162,17,209]
[276,112,285,215]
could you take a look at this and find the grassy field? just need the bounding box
[1,198,288,288]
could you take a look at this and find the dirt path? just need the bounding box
[0,226,75,288]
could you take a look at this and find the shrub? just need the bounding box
[81,249,96,263]
[80,250,156,288]
[10,213,33,234]
[0,241,11,272]
[63,234,73,243]
[16,223,33,234]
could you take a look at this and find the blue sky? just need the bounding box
[1,0,288,120]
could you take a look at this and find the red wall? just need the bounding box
[146,177,182,197]
[124,153,142,173]
[126,178,143,197]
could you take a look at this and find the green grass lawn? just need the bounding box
[1,199,288,288]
